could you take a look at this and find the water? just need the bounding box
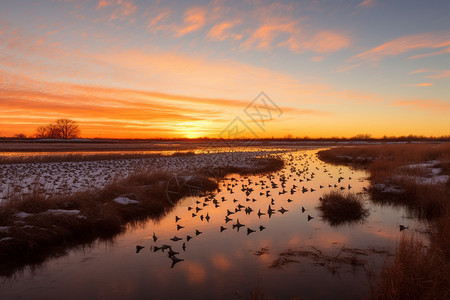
[0,149,408,299]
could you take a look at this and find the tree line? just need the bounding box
[35,119,80,139]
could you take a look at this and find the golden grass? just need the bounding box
[317,190,369,226]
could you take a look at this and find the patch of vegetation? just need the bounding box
[317,190,369,226]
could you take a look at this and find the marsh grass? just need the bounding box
[317,143,450,299]
[0,156,283,276]
[0,151,196,165]
[317,190,369,226]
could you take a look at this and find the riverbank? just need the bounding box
[318,143,450,299]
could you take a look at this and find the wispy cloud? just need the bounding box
[410,83,433,87]
[175,7,207,37]
[96,0,137,21]
[207,20,241,41]
[357,0,375,8]
[340,32,450,71]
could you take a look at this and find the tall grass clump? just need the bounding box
[318,190,369,226]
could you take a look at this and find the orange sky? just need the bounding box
[0,0,449,138]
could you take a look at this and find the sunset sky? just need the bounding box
[1,0,449,138]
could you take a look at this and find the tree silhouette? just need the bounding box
[55,119,80,139]
[35,119,80,139]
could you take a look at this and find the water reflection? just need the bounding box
[0,149,409,299]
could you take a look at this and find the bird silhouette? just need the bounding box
[186,235,192,241]
[175,216,181,222]
[195,229,202,236]
[301,207,306,213]
[232,219,245,231]
[307,215,314,221]
[136,245,145,253]
[278,207,288,214]
[220,226,227,232]
[177,224,184,231]
[153,232,158,242]
[247,228,256,235]
[170,236,182,242]
[170,256,184,268]
[182,243,186,251]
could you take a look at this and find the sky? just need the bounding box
[0,0,449,138]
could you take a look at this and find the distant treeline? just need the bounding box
[1,135,449,142]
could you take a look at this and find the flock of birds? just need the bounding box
[134,151,392,268]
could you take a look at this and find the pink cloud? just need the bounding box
[357,0,375,8]
[341,32,450,71]
[207,20,241,41]
[175,7,207,37]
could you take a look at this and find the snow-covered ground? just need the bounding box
[0,150,283,202]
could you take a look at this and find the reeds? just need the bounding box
[317,143,450,299]
[317,190,369,226]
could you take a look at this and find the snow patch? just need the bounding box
[113,197,139,205]
[15,212,32,219]
[45,209,80,215]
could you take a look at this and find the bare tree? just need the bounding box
[35,126,48,138]
[55,119,80,139]
[35,119,80,139]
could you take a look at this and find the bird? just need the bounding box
[195,229,202,236]
[301,207,305,213]
[225,216,233,223]
[232,219,245,231]
[247,228,256,235]
[257,209,265,218]
[186,235,192,241]
[399,225,408,231]
[177,224,184,231]
[168,248,179,258]
[192,213,197,217]
[182,243,186,251]
[136,245,145,253]
[278,207,288,214]
[170,256,184,268]
[259,225,266,231]
[175,216,181,222]
[220,226,227,232]
[227,209,234,216]
[170,236,182,242]
[154,244,171,252]
[153,232,158,242]
[205,213,210,222]
[307,215,314,221]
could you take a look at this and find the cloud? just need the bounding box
[357,0,375,8]
[341,32,450,71]
[175,7,207,37]
[410,83,433,86]
[96,0,137,21]
[207,20,241,41]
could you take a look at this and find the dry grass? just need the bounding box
[317,190,369,226]
[0,156,283,276]
[317,143,450,299]
[0,151,196,164]
[374,230,450,300]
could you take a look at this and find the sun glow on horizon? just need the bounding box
[0,0,449,138]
